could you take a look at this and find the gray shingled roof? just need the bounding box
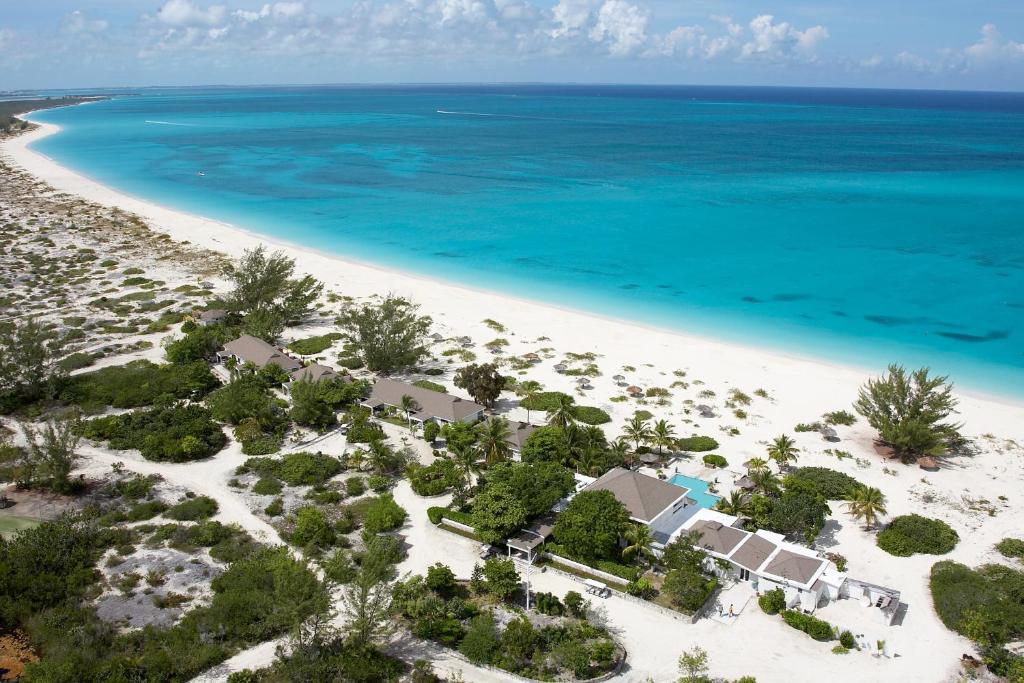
[583,468,686,523]
[762,549,826,586]
[689,519,748,556]
[729,534,777,572]
[290,363,343,384]
[367,378,484,423]
[505,421,538,452]
[222,335,302,371]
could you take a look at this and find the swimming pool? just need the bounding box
[669,474,722,509]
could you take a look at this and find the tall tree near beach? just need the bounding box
[854,364,961,461]
[845,485,888,529]
[226,245,323,341]
[454,363,506,407]
[546,394,577,429]
[652,419,676,454]
[476,417,512,466]
[0,317,66,409]
[515,380,542,423]
[338,295,431,374]
[19,414,81,493]
[623,415,653,453]
[767,434,799,470]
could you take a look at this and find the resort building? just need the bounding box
[580,468,699,545]
[671,506,901,625]
[506,421,538,459]
[218,334,303,373]
[362,378,485,426]
[288,363,341,384]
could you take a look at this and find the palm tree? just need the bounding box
[367,439,397,475]
[622,523,656,566]
[652,419,676,454]
[749,468,781,496]
[767,434,799,471]
[622,415,653,453]
[546,393,577,429]
[607,439,630,468]
[745,457,770,475]
[400,394,418,429]
[714,490,752,517]
[845,485,888,529]
[573,447,601,477]
[515,380,543,424]
[476,417,512,467]
[450,442,481,488]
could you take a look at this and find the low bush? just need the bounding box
[368,474,392,493]
[166,496,219,521]
[677,436,719,452]
[930,560,1024,648]
[996,537,1024,560]
[408,459,460,496]
[574,406,611,425]
[877,514,959,557]
[781,609,834,641]
[519,391,574,412]
[61,360,219,410]
[412,379,445,393]
[252,477,283,495]
[362,495,408,534]
[125,500,168,522]
[338,356,364,370]
[57,352,96,372]
[346,476,367,497]
[80,402,228,462]
[785,467,865,499]
[839,630,856,649]
[264,498,284,517]
[702,454,727,468]
[758,588,785,615]
[280,452,344,486]
[288,333,343,356]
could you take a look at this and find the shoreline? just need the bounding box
[4,117,1024,421]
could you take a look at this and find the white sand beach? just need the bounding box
[5,120,1024,683]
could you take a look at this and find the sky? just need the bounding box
[0,1,1022,91]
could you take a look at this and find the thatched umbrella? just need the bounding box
[918,456,939,471]
[523,352,540,363]
[612,374,625,385]
[430,332,444,342]
[697,404,715,417]
[554,363,568,373]
[626,385,643,396]
[821,427,839,442]
[640,453,659,464]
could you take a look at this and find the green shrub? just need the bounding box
[677,436,719,452]
[758,588,785,615]
[839,630,856,649]
[291,506,336,548]
[346,476,366,497]
[184,520,234,547]
[823,410,857,426]
[781,610,834,641]
[423,421,440,443]
[125,500,168,522]
[574,406,611,425]
[240,434,282,455]
[368,474,391,493]
[877,514,959,557]
[412,379,445,393]
[338,356,364,370]
[57,352,96,372]
[427,507,445,525]
[996,538,1024,560]
[264,498,284,517]
[80,402,228,462]
[61,360,219,409]
[166,496,219,521]
[424,367,444,376]
[362,495,408,534]
[784,467,865,499]
[519,391,574,412]
[279,452,344,486]
[252,477,283,495]
[408,459,459,496]
[703,454,727,468]
[930,560,1024,647]
[288,333,343,355]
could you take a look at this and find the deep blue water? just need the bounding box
[25,85,1024,397]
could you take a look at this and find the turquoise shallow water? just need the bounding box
[25,85,1024,398]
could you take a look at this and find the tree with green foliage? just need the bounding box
[289,377,337,429]
[423,420,440,444]
[677,646,710,683]
[80,402,228,462]
[622,523,656,566]
[652,419,676,454]
[476,417,512,466]
[399,394,418,428]
[854,364,962,460]
[622,415,653,452]
[519,425,569,464]
[18,415,81,493]
[206,374,284,427]
[453,362,506,408]
[470,483,528,544]
[292,506,337,549]
[166,324,231,364]
[460,612,500,664]
[341,537,398,649]
[449,441,481,490]
[760,481,831,544]
[553,490,630,561]
[661,531,707,573]
[664,567,715,613]
[482,461,574,518]
[482,556,521,601]
[714,489,753,517]
[767,434,799,470]
[362,495,408,534]
[844,485,888,529]
[338,295,431,374]
[227,246,323,341]
[546,393,577,429]
[0,317,66,410]
[515,380,543,424]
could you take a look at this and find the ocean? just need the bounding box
[25,85,1024,397]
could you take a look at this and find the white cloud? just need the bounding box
[157,0,227,27]
[740,14,828,60]
[964,23,1024,64]
[589,0,648,56]
[550,0,596,39]
[61,11,109,34]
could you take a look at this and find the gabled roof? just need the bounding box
[689,519,748,556]
[583,468,687,524]
[761,549,827,586]
[367,378,484,423]
[505,421,538,452]
[289,363,344,384]
[222,335,302,371]
[729,533,777,572]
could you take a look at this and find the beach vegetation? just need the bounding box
[554,490,630,561]
[476,417,513,465]
[407,458,460,496]
[453,362,506,407]
[80,402,228,462]
[61,359,219,411]
[780,610,835,641]
[877,514,958,556]
[677,646,710,683]
[16,415,82,493]
[287,332,343,355]
[166,495,219,521]
[226,245,323,341]
[783,467,865,500]
[289,377,337,429]
[206,374,285,425]
[0,317,67,412]
[844,485,888,529]
[411,378,445,392]
[470,483,528,543]
[823,410,857,426]
[663,567,717,614]
[854,364,962,461]
[338,295,431,374]
[996,538,1024,560]
[676,436,718,452]
[362,494,408,534]
[767,434,799,470]
[702,454,727,468]
[573,405,611,425]
[758,587,786,615]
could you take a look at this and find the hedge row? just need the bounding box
[780,609,834,641]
